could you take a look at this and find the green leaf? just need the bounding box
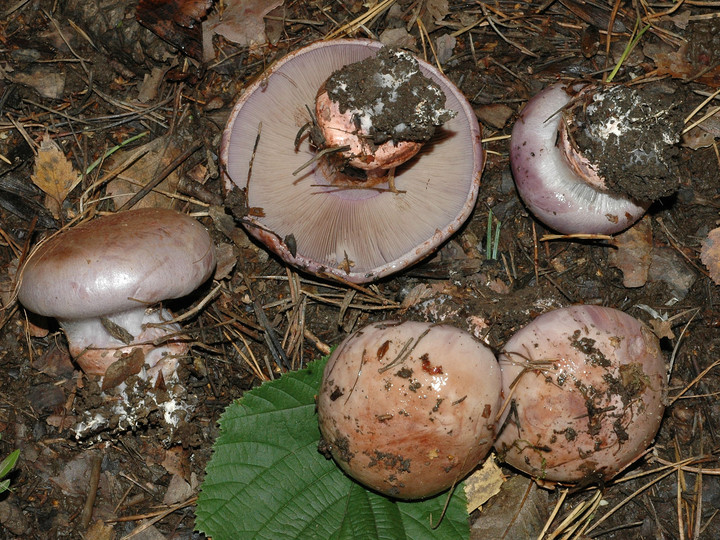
[196,357,469,540]
[0,449,19,479]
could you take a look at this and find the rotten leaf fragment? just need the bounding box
[682,126,716,150]
[30,135,81,218]
[608,216,652,288]
[471,474,549,539]
[136,0,213,61]
[102,348,146,391]
[203,0,284,61]
[106,136,183,210]
[10,66,66,100]
[701,227,720,285]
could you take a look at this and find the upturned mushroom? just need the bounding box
[222,39,484,283]
[317,320,502,499]
[494,305,667,483]
[17,208,216,382]
[510,83,680,234]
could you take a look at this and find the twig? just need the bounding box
[80,453,103,529]
[670,358,720,405]
[244,276,290,371]
[479,3,539,58]
[304,328,331,355]
[115,496,197,539]
[324,0,396,39]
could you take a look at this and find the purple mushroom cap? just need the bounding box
[19,208,216,319]
[221,39,484,283]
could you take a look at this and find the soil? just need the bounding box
[325,47,455,144]
[0,1,719,539]
[571,83,684,201]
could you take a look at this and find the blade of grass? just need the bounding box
[606,18,650,83]
[85,131,149,175]
[492,221,502,260]
[486,209,493,260]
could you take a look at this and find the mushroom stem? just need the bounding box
[61,307,189,381]
[509,84,649,234]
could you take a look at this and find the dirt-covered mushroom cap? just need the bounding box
[317,320,502,499]
[17,208,216,379]
[494,305,667,483]
[222,39,484,283]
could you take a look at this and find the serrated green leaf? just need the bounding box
[196,357,469,540]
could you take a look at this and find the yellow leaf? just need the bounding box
[30,135,81,218]
[464,453,505,513]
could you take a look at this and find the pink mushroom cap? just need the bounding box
[221,39,484,283]
[18,208,216,379]
[494,305,667,483]
[317,320,502,499]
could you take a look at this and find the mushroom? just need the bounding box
[317,320,502,499]
[17,208,216,382]
[494,305,667,483]
[509,83,680,234]
[222,39,484,283]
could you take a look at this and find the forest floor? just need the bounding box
[0,0,720,538]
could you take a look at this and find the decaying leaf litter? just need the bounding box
[0,0,720,538]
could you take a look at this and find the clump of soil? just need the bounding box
[324,47,456,144]
[571,84,683,201]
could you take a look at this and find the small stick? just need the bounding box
[80,453,103,529]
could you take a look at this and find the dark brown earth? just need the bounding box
[325,46,454,143]
[571,83,684,201]
[0,1,719,539]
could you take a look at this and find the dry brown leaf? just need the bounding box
[474,103,514,130]
[12,67,66,100]
[30,135,81,218]
[682,126,716,149]
[380,27,417,50]
[649,318,675,340]
[608,215,653,288]
[203,0,283,61]
[105,136,182,210]
[163,474,194,505]
[701,227,720,285]
[84,519,115,540]
[425,0,450,23]
[471,474,549,539]
[161,445,192,480]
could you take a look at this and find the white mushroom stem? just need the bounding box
[61,307,188,382]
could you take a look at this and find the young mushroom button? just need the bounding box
[222,39,484,283]
[17,208,217,382]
